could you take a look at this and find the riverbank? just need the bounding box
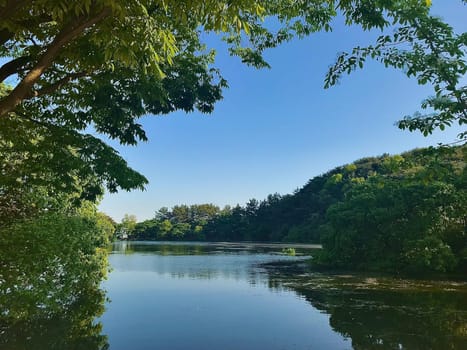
[117,240,322,249]
[201,241,322,249]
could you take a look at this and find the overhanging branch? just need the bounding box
[0,56,30,82]
[0,7,111,117]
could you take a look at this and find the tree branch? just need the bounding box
[27,71,89,98]
[0,7,111,117]
[0,28,13,46]
[0,56,30,82]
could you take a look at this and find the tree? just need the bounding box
[155,207,170,221]
[325,0,467,140]
[315,147,466,273]
[117,213,137,237]
[245,198,259,217]
[0,0,435,195]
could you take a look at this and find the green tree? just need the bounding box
[117,214,137,237]
[0,0,436,195]
[158,219,173,239]
[155,207,170,221]
[325,0,467,140]
[316,152,466,273]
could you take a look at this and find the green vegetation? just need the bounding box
[0,1,465,346]
[0,126,114,346]
[0,199,112,349]
[316,146,466,274]
[127,145,466,275]
[1,0,463,200]
[118,204,221,241]
[1,5,466,340]
[282,247,296,256]
[2,0,464,272]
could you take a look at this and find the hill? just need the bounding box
[126,145,466,273]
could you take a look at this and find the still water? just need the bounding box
[2,241,466,349]
[102,241,349,350]
[101,242,467,350]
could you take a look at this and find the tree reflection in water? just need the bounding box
[264,264,467,350]
[4,237,464,350]
[0,214,109,350]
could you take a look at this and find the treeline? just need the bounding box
[124,145,466,274]
[119,204,222,241]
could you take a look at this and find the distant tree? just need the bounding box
[190,204,220,224]
[117,214,137,237]
[155,207,170,221]
[156,219,173,240]
[171,205,190,224]
[245,199,259,217]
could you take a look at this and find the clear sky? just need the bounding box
[99,0,466,222]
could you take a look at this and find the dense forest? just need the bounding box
[122,145,466,274]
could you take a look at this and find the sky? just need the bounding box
[99,0,466,222]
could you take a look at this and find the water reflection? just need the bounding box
[104,242,345,350]
[0,230,109,350]
[111,241,305,284]
[264,268,467,350]
[1,291,108,350]
[3,241,466,350]
[109,242,467,349]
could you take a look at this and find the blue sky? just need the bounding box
[99,0,466,222]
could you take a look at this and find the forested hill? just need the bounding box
[124,145,466,273]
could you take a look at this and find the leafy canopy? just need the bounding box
[0,0,437,195]
[325,0,467,140]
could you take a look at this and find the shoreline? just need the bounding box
[114,240,322,249]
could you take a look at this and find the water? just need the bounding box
[2,241,466,349]
[101,241,350,350]
[101,242,467,349]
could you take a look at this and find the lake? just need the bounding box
[100,242,467,350]
[2,241,466,349]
